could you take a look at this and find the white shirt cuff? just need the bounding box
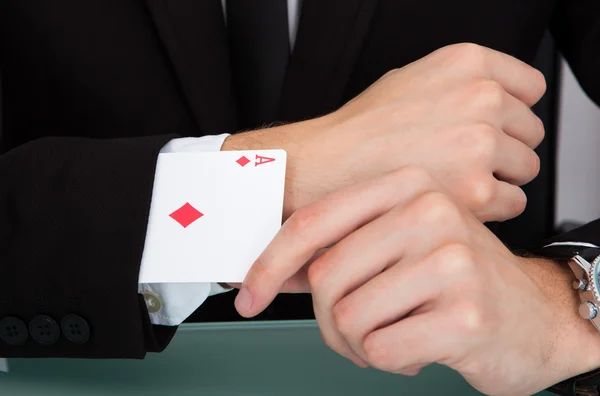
[139,134,232,326]
[210,282,233,296]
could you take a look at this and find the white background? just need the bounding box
[555,61,600,225]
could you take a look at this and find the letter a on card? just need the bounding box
[255,154,275,166]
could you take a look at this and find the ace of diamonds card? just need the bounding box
[139,150,287,283]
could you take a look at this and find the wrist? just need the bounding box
[221,117,330,218]
[521,257,600,381]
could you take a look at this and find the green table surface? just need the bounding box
[0,320,552,395]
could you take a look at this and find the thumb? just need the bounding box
[234,246,328,317]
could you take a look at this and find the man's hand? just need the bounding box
[236,167,600,396]
[223,43,546,222]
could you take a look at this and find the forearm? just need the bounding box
[522,257,600,380]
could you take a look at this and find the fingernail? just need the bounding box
[235,287,253,314]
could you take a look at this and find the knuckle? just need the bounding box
[385,166,436,207]
[467,176,497,208]
[456,42,485,55]
[433,43,486,74]
[472,79,504,110]
[413,191,463,226]
[433,244,476,275]
[332,300,355,337]
[479,79,504,96]
[286,206,321,239]
[307,247,340,292]
[307,260,328,291]
[446,42,483,58]
[363,333,394,371]
[460,124,498,162]
[382,68,399,79]
[451,43,486,68]
[454,301,492,337]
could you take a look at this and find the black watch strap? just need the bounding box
[540,245,600,263]
[548,371,600,396]
[537,244,600,395]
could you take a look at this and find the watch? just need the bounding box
[569,248,600,327]
[538,243,600,396]
[540,245,600,325]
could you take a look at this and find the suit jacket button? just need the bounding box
[60,314,90,345]
[29,315,60,345]
[0,317,28,346]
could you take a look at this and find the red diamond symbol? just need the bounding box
[236,155,250,167]
[169,202,204,228]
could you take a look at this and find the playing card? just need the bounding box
[138,149,287,283]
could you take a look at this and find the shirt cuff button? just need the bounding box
[142,290,163,314]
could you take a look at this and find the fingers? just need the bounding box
[501,92,545,149]
[310,192,468,366]
[313,297,368,367]
[330,256,438,362]
[477,46,547,108]
[436,44,546,107]
[493,134,540,186]
[278,265,311,293]
[333,244,476,371]
[461,85,543,150]
[310,192,463,307]
[470,180,527,223]
[236,166,441,318]
[362,311,450,373]
[277,248,329,293]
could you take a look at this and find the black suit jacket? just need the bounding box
[0,0,598,359]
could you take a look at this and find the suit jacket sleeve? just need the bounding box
[545,2,600,251]
[0,135,180,358]
[549,0,600,106]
